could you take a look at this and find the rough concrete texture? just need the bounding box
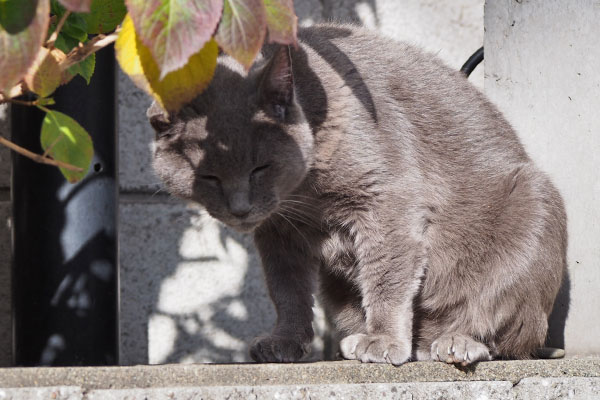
[0,360,599,399]
[484,0,600,356]
[117,0,487,365]
[119,199,327,364]
[0,203,11,367]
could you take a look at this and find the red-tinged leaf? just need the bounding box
[0,0,49,94]
[264,0,297,45]
[215,0,267,69]
[82,0,126,34]
[57,0,92,13]
[126,0,222,79]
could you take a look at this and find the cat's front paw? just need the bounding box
[431,333,492,366]
[340,333,410,366]
[249,334,310,363]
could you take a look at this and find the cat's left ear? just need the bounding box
[147,101,172,134]
[260,45,294,120]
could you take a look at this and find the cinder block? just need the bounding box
[117,71,163,193]
[119,199,326,364]
[0,202,11,367]
[485,0,600,356]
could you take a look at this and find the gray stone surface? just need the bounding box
[484,0,600,356]
[1,360,600,399]
[0,202,11,367]
[119,198,327,365]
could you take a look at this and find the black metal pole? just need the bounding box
[11,45,118,366]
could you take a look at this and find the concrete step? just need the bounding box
[0,359,599,399]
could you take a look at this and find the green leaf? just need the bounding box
[82,0,126,34]
[0,0,38,34]
[264,0,297,45]
[57,0,92,13]
[41,110,93,183]
[125,0,223,78]
[50,0,88,41]
[68,52,96,84]
[0,0,49,93]
[116,14,218,112]
[215,0,267,69]
[54,31,80,53]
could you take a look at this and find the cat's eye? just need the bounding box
[200,175,221,185]
[251,164,271,176]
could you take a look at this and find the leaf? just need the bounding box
[126,0,222,78]
[215,0,267,69]
[54,31,80,53]
[263,0,297,45]
[57,0,92,13]
[0,0,38,34]
[24,47,62,97]
[0,0,49,94]
[82,0,126,34]
[116,14,218,112]
[50,2,89,42]
[68,52,96,84]
[41,110,94,183]
[60,12,89,42]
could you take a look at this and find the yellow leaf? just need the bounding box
[24,47,63,97]
[115,14,218,113]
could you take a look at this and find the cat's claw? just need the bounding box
[249,334,309,363]
[340,333,410,366]
[431,334,492,366]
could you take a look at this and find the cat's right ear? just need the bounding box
[147,101,172,136]
[259,45,294,121]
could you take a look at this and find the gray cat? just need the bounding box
[148,24,567,365]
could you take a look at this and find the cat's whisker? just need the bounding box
[275,211,311,249]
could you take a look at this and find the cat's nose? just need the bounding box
[230,208,251,218]
[228,192,251,218]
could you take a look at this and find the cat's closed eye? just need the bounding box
[200,175,221,186]
[251,164,271,177]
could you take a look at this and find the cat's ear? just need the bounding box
[260,45,294,120]
[147,101,172,134]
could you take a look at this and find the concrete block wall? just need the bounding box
[484,0,600,356]
[4,0,597,366]
[117,0,486,365]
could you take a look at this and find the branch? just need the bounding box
[0,135,84,173]
[60,30,120,70]
[46,10,71,49]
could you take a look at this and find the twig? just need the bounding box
[0,135,84,172]
[46,10,71,49]
[60,30,120,70]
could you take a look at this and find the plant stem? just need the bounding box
[46,10,72,50]
[60,30,120,70]
[0,135,83,173]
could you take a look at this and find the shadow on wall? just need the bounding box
[320,0,378,27]
[120,0,570,364]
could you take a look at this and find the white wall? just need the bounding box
[484,0,600,356]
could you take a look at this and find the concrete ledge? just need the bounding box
[1,359,599,389]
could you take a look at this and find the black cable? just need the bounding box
[460,47,484,77]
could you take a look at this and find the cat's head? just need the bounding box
[149,45,314,232]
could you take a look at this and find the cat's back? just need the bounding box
[295,23,528,172]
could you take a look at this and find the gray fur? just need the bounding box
[149,24,567,365]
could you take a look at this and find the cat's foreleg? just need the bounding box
[340,228,426,366]
[250,224,317,363]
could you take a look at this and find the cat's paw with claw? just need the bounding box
[431,334,492,366]
[340,333,410,366]
[249,334,309,363]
